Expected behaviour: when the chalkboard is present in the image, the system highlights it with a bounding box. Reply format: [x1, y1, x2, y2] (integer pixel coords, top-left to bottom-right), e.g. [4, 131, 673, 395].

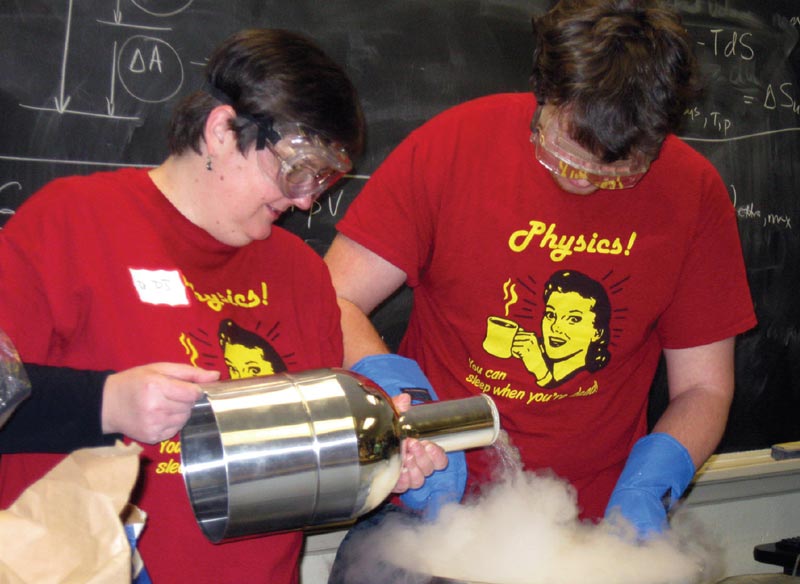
[0, 0, 798, 453]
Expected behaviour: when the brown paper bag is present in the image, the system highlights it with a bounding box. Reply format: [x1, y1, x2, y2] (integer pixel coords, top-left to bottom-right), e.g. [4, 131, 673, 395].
[0, 441, 143, 584]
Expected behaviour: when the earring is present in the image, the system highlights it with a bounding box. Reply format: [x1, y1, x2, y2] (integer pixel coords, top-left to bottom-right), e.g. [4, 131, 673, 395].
[206, 156, 213, 172]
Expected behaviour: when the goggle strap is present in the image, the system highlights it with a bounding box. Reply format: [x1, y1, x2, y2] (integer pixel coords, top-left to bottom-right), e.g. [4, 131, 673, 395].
[203, 81, 281, 149]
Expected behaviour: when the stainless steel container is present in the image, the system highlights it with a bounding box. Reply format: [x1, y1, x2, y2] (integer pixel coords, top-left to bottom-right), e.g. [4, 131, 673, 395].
[180, 368, 499, 543]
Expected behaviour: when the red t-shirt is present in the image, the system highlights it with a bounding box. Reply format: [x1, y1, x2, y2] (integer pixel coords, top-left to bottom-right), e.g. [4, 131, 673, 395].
[337, 93, 756, 519]
[0, 168, 343, 583]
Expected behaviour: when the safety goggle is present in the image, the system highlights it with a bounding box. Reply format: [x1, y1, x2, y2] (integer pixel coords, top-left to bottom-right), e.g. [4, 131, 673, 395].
[253, 121, 352, 200]
[530, 107, 650, 190]
[205, 83, 352, 200]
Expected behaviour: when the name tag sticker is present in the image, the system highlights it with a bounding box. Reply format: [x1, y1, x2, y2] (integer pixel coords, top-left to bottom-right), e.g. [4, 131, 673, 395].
[129, 268, 190, 306]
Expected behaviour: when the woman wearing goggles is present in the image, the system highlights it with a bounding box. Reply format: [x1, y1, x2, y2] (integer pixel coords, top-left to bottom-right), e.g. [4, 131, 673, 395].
[206, 82, 353, 203]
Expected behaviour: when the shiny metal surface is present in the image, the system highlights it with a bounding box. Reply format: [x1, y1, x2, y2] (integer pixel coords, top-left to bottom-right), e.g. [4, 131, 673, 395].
[181, 369, 398, 542]
[399, 395, 499, 452]
[180, 368, 499, 542]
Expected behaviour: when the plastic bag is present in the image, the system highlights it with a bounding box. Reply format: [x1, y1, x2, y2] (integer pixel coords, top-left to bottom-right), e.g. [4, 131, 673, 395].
[0, 327, 31, 428]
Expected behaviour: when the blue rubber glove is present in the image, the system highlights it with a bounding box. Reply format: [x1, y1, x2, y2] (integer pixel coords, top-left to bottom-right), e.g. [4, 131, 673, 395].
[350, 354, 468, 520]
[604, 433, 696, 539]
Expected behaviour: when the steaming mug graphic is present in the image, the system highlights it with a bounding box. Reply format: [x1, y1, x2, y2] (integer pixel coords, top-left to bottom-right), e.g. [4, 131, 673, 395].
[482, 316, 519, 358]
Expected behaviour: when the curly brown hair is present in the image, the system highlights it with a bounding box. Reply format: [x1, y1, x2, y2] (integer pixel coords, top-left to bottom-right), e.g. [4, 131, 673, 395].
[530, 0, 701, 162]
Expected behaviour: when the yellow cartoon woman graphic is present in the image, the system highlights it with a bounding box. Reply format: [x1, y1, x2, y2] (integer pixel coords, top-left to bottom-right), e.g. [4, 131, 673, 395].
[514, 270, 610, 386]
[218, 319, 287, 379]
[484, 271, 610, 387]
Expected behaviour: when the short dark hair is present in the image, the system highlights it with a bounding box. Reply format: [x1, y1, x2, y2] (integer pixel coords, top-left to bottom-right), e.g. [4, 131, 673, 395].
[167, 29, 364, 158]
[530, 0, 700, 161]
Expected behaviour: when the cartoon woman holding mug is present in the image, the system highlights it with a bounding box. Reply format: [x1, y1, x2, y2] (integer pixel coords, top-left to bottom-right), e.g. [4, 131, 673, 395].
[484, 270, 611, 387]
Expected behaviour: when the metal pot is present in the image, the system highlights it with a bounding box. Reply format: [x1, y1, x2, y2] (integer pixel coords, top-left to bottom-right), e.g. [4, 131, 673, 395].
[180, 368, 499, 542]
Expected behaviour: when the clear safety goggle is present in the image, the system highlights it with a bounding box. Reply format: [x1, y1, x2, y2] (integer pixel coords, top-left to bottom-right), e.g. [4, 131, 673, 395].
[253, 120, 352, 200]
[530, 106, 650, 190]
[205, 82, 352, 200]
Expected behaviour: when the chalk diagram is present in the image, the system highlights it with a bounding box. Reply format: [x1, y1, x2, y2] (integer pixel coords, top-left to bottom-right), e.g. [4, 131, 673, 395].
[0, 0, 197, 219]
[20, 0, 193, 120]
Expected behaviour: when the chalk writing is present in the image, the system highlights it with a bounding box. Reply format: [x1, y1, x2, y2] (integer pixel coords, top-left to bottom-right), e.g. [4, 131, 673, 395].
[118, 35, 184, 103]
[680, 18, 800, 149]
[683, 106, 733, 136]
[0, 183, 21, 224]
[131, 0, 194, 18]
[737, 202, 761, 221]
[764, 213, 793, 229]
[733, 82, 800, 116]
[730, 184, 794, 230]
[708, 28, 755, 60]
[764, 83, 800, 115]
[20, 0, 188, 120]
[299, 188, 347, 229]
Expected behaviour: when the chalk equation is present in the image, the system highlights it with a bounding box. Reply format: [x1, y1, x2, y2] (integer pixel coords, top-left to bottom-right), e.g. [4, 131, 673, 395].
[682, 101, 799, 140]
[732, 185, 794, 231]
[679, 20, 800, 142]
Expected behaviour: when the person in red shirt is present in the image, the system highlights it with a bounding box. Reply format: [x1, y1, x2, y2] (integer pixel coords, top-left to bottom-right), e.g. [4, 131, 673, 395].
[325, 3, 756, 580]
[0, 28, 444, 584]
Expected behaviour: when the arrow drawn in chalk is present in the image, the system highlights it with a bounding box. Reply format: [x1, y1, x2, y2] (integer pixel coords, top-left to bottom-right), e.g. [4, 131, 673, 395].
[53, 0, 74, 113]
[106, 41, 118, 116]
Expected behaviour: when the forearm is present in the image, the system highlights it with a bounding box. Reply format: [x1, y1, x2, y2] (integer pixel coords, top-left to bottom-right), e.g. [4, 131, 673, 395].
[656, 338, 736, 467]
[339, 297, 390, 367]
[325, 234, 407, 367]
[0, 364, 119, 453]
[651, 384, 732, 468]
